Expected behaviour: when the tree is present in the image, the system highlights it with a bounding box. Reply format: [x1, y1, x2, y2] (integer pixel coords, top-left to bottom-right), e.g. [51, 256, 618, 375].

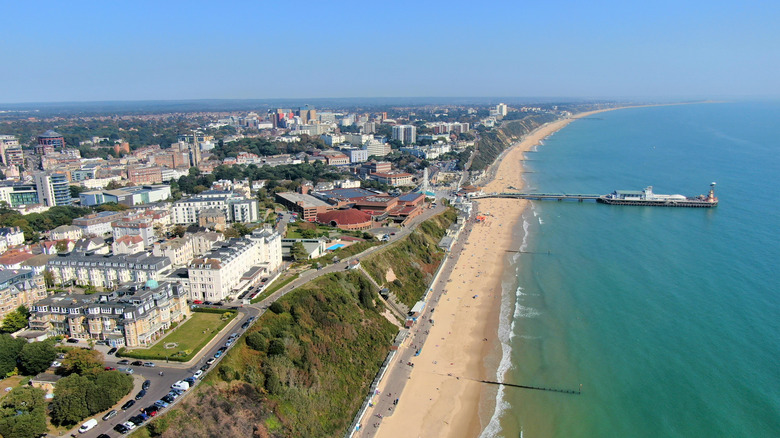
[290, 242, 307, 261]
[223, 223, 250, 238]
[61, 348, 104, 376]
[69, 185, 86, 198]
[0, 334, 26, 376]
[267, 339, 286, 356]
[172, 225, 186, 238]
[55, 239, 70, 253]
[0, 386, 47, 438]
[49, 374, 90, 425]
[268, 302, 285, 314]
[43, 269, 55, 288]
[91, 371, 132, 412]
[18, 341, 56, 375]
[0, 306, 30, 333]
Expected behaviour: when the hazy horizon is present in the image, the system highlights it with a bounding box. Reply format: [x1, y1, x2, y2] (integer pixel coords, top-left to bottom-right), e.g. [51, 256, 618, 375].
[2, 1, 778, 104]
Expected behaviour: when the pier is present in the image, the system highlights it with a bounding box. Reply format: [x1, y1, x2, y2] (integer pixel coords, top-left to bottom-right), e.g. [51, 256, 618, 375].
[473, 192, 601, 202]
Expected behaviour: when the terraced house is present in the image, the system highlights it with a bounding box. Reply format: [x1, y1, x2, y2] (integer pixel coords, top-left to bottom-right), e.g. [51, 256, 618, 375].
[46, 252, 171, 288]
[29, 280, 189, 347]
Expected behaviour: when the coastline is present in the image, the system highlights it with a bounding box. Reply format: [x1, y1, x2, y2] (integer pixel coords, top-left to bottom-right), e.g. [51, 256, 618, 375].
[372, 110, 612, 438]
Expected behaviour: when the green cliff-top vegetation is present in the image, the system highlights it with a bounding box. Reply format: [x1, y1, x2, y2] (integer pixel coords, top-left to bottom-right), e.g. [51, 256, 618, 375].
[470, 113, 558, 171]
[361, 208, 457, 306]
[135, 210, 457, 438]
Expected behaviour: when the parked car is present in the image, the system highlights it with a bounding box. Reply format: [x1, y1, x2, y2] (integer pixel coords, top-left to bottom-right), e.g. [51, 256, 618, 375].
[121, 400, 135, 410]
[102, 410, 117, 421]
[192, 300, 203, 304]
[122, 421, 137, 430]
[193, 370, 203, 379]
[184, 377, 196, 386]
[117, 359, 130, 365]
[200, 364, 210, 372]
[241, 321, 250, 329]
[66, 338, 79, 344]
[97, 434, 111, 438]
[206, 357, 216, 365]
[143, 362, 155, 367]
[50, 361, 62, 368]
[131, 360, 144, 366]
[154, 400, 169, 408]
[78, 418, 98, 433]
[142, 380, 151, 390]
[114, 424, 129, 434]
[225, 339, 234, 347]
[129, 414, 147, 426]
[104, 366, 116, 371]
[135, 389, 146, 400]
[143, 405, 158, 416]
[214, 351, 223, 359]
[117, 367, 134, 374]
[107, 347, 117, 355]
[161, 394, 175, 404]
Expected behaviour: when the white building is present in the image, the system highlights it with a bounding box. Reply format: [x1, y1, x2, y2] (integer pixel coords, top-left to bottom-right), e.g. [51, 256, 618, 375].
[0, 226, 25, 247]
[172, 191, 258, 225]
[46, 252, 171, 288]
[187, 228, 281, 301]
[345, 148, 369, 163]
[364, 140, 392, 158]
[50, 225, 83, 241]
[392, 125, 417, 145]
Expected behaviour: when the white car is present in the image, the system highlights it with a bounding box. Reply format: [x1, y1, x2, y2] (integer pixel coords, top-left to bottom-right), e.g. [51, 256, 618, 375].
[123, 421, 137, 431]
[51, 361, 62, 368]
[193, 370, 203, 379]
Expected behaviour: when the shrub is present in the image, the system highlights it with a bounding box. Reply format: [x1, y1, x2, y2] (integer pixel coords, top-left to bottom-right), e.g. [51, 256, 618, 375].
[268, 302, 285, 314]
[245, 332, 268, 352]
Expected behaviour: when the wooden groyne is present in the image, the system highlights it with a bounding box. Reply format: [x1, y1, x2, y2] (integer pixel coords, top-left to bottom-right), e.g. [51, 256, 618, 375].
[478, 379, 581, 395]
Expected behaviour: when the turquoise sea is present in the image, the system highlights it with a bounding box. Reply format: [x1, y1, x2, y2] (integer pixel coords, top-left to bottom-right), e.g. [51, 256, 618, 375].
[482, 102, 780, 437]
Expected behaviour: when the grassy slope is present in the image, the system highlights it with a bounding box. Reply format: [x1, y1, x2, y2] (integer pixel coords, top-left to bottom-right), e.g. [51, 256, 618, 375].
[141, 271, 396, 438]
[361, 208, 457, 306]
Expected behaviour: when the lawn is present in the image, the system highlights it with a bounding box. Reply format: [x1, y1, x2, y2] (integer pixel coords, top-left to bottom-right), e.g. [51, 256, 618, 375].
[120, 312, 234, 362]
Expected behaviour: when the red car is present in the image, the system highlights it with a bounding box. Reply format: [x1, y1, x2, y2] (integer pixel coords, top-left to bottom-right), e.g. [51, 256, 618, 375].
[192, 300, 203, 304]
[105, 366, 116, 371]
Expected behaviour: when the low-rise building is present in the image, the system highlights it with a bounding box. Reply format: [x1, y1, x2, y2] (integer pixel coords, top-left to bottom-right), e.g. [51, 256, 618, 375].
[112, 235, 145, 255]
[112, 216, 155, 248]
[369, 172, 414, 187]
[152, 237, 193, 267]
[0, 227, 25, 247]
[29, 280, 190, 347]
[50, 225, 83, 241]
[72, 211, 124, 236]
[275, 192, 333, 222]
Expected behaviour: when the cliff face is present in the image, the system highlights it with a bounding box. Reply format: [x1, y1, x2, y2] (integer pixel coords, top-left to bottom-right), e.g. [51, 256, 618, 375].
[470, 113, 559, 171]
[138, 211, 457, 438]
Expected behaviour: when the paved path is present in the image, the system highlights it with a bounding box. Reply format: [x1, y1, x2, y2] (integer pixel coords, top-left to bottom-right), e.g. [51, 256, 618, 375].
[355, 207, 477, 437]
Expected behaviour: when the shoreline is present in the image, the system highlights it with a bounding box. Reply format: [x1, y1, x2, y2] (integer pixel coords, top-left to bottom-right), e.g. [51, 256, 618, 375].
[371, 111, 607, 438]
[371, 105, 658, 438]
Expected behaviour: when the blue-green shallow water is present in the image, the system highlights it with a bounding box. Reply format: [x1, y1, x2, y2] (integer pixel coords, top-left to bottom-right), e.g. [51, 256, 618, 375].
[484, 102, 780, 437]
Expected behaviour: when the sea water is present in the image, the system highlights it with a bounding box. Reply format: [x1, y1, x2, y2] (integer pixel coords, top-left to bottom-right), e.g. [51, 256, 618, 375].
[483, 102, 780, 437]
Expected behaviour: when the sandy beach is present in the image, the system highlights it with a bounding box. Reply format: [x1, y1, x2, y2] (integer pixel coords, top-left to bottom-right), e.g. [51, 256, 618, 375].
[367, 110, 612, 438]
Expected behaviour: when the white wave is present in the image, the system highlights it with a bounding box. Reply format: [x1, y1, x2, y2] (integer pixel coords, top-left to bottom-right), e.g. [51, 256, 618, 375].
[481, 279, 517, 437]
[514, 304, 540, 319]
[538, 217, 544, 225]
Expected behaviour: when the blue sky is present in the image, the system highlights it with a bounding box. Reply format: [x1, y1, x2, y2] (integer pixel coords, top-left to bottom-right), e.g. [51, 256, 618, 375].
[1, 1, 778, 103]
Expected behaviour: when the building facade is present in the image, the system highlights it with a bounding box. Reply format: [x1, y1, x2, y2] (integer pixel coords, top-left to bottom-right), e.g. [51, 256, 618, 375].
[29, 280, 190, 347]
[46, 252, 171, 288]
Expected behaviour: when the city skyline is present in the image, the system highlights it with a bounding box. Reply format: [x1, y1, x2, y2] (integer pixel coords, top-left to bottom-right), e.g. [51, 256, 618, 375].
[2, 1, 779, 104]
